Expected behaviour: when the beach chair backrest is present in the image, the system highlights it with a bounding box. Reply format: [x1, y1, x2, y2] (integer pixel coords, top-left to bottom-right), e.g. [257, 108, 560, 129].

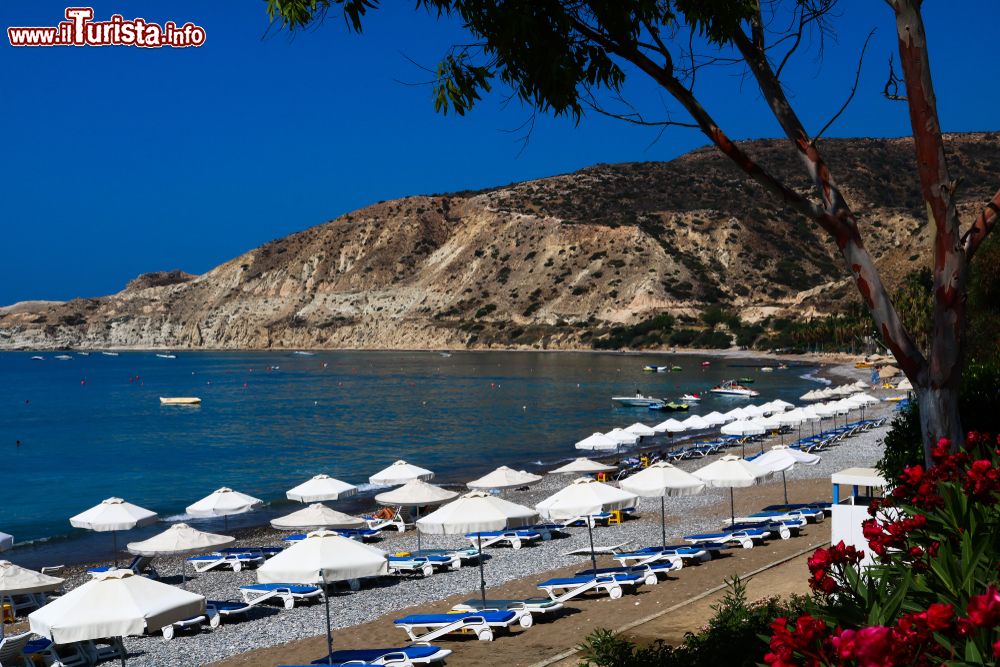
[0, 631, 33, 663]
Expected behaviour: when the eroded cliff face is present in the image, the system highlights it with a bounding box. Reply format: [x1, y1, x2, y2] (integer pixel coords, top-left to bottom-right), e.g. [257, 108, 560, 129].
[3, 133, 998, 350]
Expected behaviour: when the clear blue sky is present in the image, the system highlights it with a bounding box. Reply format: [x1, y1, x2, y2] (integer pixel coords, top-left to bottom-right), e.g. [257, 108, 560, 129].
[2, 1, 997, 305]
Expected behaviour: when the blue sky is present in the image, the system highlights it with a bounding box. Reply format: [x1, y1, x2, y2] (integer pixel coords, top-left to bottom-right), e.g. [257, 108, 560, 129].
[1, 1, 997, 305]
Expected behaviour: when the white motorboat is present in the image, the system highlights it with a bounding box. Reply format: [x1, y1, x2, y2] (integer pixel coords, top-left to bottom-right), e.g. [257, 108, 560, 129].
[709, 380, 759, 397]
[156, 353, 177, 359]
[642, 365, 669, 373]
[160, 397, 201, 405]
[292, 351, 316, 356]
[30, 355, 44, 361]
[680, 393, 702, 402]
[612, 391, 665, 407]
[101, 351, 119, 356]
[54, 354, 72, 360]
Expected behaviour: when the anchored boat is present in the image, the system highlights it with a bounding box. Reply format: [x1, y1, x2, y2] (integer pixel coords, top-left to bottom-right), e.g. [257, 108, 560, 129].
[159, 397, 201, 405]
[709, 380, 759, 397]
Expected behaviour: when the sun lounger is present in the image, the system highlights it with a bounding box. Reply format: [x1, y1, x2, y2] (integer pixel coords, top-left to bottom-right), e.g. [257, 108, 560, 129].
[519, 523, 570, 540]
[684, 528, 771, 549]
[536, 572, 645, 602]
[728, 520, 804, 540]
[217, 546, 283, 558]
[88, 554, 159, 579]
[452, 598, 564, 616]
[188, 552, 265, 573]
[612, 546, 705, 568]
[466, 529, 542, 550]
[411, 547, 481, 563]
[762, 502, 832, 516]
[288, 645, 452, 666]
[239, 583, 322, 609]
[207, 600, 254, 622]
[387, 552, 460, 577]
[162, 611, 219, 640]
[81, 638, 126, 665]
[576, 563, 673, 585]
[733, 507, 825, 524]
[621, 543, 722, 561]
[364, 507, 407, 533]
[393, 610, 526, 642]
[563, 541, 631, 557]
[282, 529, 383, 543]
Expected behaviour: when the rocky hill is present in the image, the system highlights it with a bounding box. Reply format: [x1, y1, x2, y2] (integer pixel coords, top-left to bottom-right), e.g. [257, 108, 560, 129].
[2, 132, 998, 351]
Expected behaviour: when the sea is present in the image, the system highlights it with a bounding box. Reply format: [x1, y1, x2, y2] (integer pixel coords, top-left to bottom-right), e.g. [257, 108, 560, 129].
[0, 350, 827, 567]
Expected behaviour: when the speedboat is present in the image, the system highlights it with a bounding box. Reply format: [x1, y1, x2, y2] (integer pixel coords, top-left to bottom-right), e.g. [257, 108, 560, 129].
[700, 361, 711, 367]
[156, 353, 177, 359]
[77, 352, 90, 356]
[709, 380, 759, 397]
[738, 377, 755, 384]
[649, 401, 689, 411]
[612, 391, 665, 407]
[670, 365, 682, 371]
[292, 351, 316, 356]
[680, 393, 701, 402]
[159, 397, 201, 405]
[760, 366, 774, 373]
[643, 365, 669, 373]
[101, 351, 119, 356]
[54, 354, 72, 360]
[30, 355, 44, 361]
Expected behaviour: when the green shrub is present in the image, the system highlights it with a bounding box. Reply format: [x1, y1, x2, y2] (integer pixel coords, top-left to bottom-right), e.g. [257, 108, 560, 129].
[668, 328, 699, 346]
[578, 577, 809, 667]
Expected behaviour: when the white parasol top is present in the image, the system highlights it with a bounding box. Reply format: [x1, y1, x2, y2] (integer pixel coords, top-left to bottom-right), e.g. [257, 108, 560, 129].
[368, 460, 434, 486]
[270, 504, 365, 531]
[186, 487, 263, 518]
[127, 523, 234, 557]
[70, 498, 158, 532]
[0, 560, 64, 596]
[619, 462, 705, 498]
[286, 474, 358, 503]
[693, 455, 772, 488]
[416, 491, 538, 535]
[535, 477, 637, 520]
[467, 466, 542, 491]
[257, 530, 388, 585]
[548, 458, 617, 475]
[375, 479, 459, 506]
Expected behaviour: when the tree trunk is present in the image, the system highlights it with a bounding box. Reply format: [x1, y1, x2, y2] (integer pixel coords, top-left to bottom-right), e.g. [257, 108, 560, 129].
[915, 384, 963, 464]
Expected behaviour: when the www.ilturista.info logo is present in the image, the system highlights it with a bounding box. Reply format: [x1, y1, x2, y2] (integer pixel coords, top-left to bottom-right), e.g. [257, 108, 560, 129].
[8, 8, 206, 48]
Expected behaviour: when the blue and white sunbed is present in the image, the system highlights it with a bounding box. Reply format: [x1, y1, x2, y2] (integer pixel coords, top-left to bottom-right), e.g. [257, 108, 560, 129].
[452, 597, 564, 616]
[734, 507, 825, 523]
[387, 553, 459, 577]
[728, 519, 804, 540]
[281, 528, 381, 543]
[612, 546, 710, 568]
[762, 502, 833, 515]
[466, 529, 542, 550]
[88, 555, 158, 579]
[239, 583, 322, 609]
[576, 563, 673, 585]
[683, 528, 771, 549]
[536, 572, 645, 602]
[287, 645, 452, 666]
[624, 543, 726, 560]
[216, 546, 283, 558]
[393, 610, 527, 642]
[188, 552, 265, 573]
[206, 600, 255, 622]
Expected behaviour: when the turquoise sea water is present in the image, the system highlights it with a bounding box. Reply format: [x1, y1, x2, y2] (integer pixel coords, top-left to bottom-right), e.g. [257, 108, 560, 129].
[0, 350, 823, 565]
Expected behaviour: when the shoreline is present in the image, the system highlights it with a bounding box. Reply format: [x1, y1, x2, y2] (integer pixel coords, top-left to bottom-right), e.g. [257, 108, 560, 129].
[4, 349, 859, 567]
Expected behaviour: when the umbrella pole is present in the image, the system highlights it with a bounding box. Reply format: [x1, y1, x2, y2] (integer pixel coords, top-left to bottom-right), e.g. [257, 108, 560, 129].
[120, 636, 126, 667]
[782, 471, 788, 505]
[415, 507, 421, 552]
[477, 533, 487, 607]
[113, 531, 118, 567]
[660, 496, 667, 548]
[323, 582, 333, 664]
[587, 517, 597, 573]
[729, 489, 735, 526]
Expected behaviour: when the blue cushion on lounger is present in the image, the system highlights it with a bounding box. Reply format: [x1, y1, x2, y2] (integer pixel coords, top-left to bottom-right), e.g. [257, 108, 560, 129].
[312, 646, 446, 664]
[394, 611, 516, 625]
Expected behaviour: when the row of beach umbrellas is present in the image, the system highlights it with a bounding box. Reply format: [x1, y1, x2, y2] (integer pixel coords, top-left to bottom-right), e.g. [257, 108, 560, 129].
[800, 380, 868, 401]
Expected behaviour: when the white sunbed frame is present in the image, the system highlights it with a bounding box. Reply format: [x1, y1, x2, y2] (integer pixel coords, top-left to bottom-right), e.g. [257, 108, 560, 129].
[537, 574, 643, 602]
[161, 612, 220, 640]
[395, 610, 531, 643]
[190, 553, 265, 573]
[466, 531, 541, 551]
[364, 507, 408, 533]
[239, 585, 322, 609]
[611, 550, 686, 569]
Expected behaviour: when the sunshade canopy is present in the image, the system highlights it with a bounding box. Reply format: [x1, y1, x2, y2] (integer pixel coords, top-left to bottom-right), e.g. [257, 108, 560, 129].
[286, 474, 357, 503]
[416, 491, 537, 535]
[548, 458, 616, 475]
[375, 479, 459, 506]
[604, 429, 640, 445]
[257, 530, 388, 585]
[720, 420, 765, 436]
[653, 418, 687, 433]
[879, 365, 901, 379]
[536, 477, 638, 520]
[619, 462, 705, 498]
[680, 415, 710, 430]
[127, 523, 234, 557]
[186, 487, 263, 518]
[700, 411, 729, 426]
[575, 432, 619, 451]
[467, 466, 542, 491]
[368, 460, 434, 486]
[693, 455, 772, 488]
[70, 498, 157, 532]
[29, 570, 205, 643]
[753, 446, 821, 472]
[623, 422, 656, 437]
[270, 504, 365, 531]
[0, 560, 64, 595]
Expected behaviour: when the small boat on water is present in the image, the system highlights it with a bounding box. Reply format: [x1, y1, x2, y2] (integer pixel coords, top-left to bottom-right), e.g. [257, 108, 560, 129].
[439, 352, 452, 358]
[292, 351, 316, 356]
[777, 363, 788, 370]
[156, 353, 177, 359]
[670, 365, 682, 371]
[54, 354, 72, 360]
[700, 361, 711, 367]
[760, 366, 774, 373]
[643, 365, 669, 373]
[649, 401, 689, 411]
[612, 391, 665, 408]
[680, 393, 701, 402]
[77, 352, 90, 356]
[738, 377, 755, 384]
[709, 379, 759, 397]
[102, 351, 119, 356]
[31, 355, 44, 361]
[159, 397, 201, 405]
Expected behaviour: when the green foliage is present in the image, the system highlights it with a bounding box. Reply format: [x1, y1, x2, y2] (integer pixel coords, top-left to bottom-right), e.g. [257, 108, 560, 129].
[668, 328, 698, 346]
[877, 360, 1000, 479]
[593, 313, 675, 350]
[578, 576, 809, 667]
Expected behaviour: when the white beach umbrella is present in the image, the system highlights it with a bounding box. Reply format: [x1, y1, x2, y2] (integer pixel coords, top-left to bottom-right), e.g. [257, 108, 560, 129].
[624, 422, 656, 438]
[548, 458, 616, 475]
[186, 487, 263, 530]
[769, 399, 795, 412]
[271, 504, 364, 531]
[800, 390, 818, 401]
[853, 380, 869, 389]
[286, 475, 357, 503]
[0, 532, 12, 553]
[741, 404, 768, 418]
[723, 407, 748, 420]
[368, 460, 434, 486]
[258, 530, 388, 660]
[536, 478, 638, 571]
[604, 428, 640, 446]
[467, 466, 542, 491]
[693, 455, 772, 525]
[653, 418, 687, 434]
[701, 411, 729, 427]
[0, 560, 64, 603]
[896, 377, 912, 390]
[70, 498, 158, 565]
[575, 432, 620, 451]
[751, 446, 821, 504]
[721, 420, 765, 436]
[417, 491, 537, 605]
[29, 570, 205, 663]
[375, 480, 460, 551]
[127, 523, 235, 587]
[620, 463, 705, 546]
[680, 414, 711, 431]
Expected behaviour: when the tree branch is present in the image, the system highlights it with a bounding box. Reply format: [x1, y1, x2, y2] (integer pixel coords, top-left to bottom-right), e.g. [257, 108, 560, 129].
[963, 187, 1000, 259]
[813, 29, 875, 141]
